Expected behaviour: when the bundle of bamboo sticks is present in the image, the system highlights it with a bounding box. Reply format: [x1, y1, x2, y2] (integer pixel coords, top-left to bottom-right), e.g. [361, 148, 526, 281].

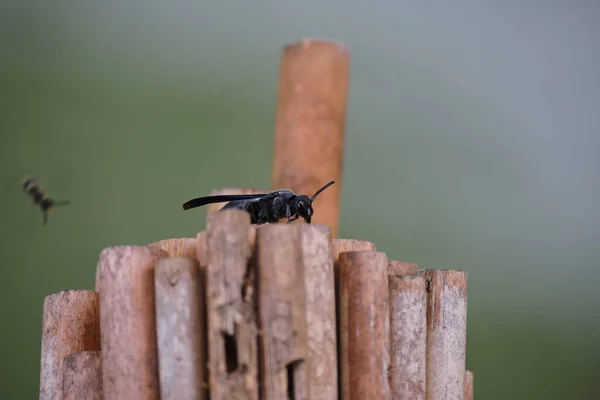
[39, 210, 472, 400]
[37, 38, 474, 399]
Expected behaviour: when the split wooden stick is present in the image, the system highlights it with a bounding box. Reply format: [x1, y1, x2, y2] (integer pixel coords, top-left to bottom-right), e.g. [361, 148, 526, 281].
[62, 351, 103, 400]
[148, 237, 198, 259]
[39, 290, 100, 400]
[388, 260, 419, 275]
[154, 256, 206, 400]
[388, 275, 427, 399]
[257, 224, 308, 400]
[423, 269, 468, 400]
[339, 251, 391, 400]
[271, 39, 350, 237]
[95, 245, 168, 400]
[205, 209, 259, 400]
[300, 224, 337, 400]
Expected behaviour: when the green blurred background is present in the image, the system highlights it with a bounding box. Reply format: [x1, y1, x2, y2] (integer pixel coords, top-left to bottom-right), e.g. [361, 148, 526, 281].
[2, 1, 599, 398]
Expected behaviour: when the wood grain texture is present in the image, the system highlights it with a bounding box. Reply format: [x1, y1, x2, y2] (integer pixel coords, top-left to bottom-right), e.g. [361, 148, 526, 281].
[148, 237, 197, 259]
[205, 209, 259, 400]
[389, 275, 427, 400]
[423, 269, 468, 400]
[339, 251, 391, 400]
[300, 224, 337, 400]
[39, 290, 100, 400]
[271, 39, 350, 238]
[95, 245, 168, 400]
[388, 260, 419, 276]
[257, 224, 308, 400]
[155, 256, 206, 400]
[62, 351, 102, 400]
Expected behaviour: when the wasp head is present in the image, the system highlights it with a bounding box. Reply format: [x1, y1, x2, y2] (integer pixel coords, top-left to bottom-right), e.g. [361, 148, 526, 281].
[294, 195, 314, 223]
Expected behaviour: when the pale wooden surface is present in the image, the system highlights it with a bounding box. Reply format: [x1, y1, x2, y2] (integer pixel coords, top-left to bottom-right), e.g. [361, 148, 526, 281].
[388, 260, 419, 275]
[389, 275, 427, 400]
[205, 209, 259, 400]
[423, 269, 468, 400]
[62, 351, 103, 400]
[271, 39, 350, 238]
[95, 245, 168, 400]
[300, 224, 337, 400]
[154, 256, 206, 400]
[148, 237, 197, 259]
[257, 224, 308, 400]
[39, 290, 100, 400]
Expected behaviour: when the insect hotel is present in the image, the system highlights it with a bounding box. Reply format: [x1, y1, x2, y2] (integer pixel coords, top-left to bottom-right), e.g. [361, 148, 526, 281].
[38, 38, 473, 400]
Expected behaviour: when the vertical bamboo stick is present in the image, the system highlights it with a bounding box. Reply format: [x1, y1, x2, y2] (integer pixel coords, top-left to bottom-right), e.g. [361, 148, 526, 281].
[95, 245, 168, 400]
[154, 256, 206, 400]
[271, 39, 350, 237]
[62, 351, 103, 400]
[464, 370, 474, 400]
[339, 251, 391, 400]
[389, 275, 427, 400]
[149, 237, 198, 258]
[423, 269, 468, 400]
[331, 239, 376, 398]
[205, 209, 259, 400]
[388, 260, 419, 275]
[257, 224, 308, 399]
[39, 290, 100, 400]
[300, 224, 337, 400]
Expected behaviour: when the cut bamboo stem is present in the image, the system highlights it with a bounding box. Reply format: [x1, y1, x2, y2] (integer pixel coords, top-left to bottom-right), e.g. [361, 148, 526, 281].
[95, 245, 168, 400]
[39, 290, 100, 400]
[300, 224, 337, 400]
[257, 224, 308, 400]
[388, 260, 419, 275]
[464, 370, 473, 400]
[62, 351, 103, 400]
[389, 275, 427, 400]
[339, 251, 391, 400]
[154, 256, 206, 400]
[331, 239, 376, 398]
[149, 237, 198, 259]
[205, 209, 259, 400]
[271, 39, 350, 237]
[423, 269, 468, 400]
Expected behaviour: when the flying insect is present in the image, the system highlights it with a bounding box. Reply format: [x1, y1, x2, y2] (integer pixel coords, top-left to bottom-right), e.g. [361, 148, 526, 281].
[21, 176, 70, 225]
[182, 180, 335, 225]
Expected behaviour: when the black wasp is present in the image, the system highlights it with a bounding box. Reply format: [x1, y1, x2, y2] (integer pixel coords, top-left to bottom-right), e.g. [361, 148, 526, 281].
[21, 176, 70, 225]
[182, 180, 335, 225]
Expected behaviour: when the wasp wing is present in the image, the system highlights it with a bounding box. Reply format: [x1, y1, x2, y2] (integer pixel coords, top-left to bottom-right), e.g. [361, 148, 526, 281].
[182, 193, 269, 210]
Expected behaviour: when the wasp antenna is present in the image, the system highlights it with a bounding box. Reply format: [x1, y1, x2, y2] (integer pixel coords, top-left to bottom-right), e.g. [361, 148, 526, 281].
[310, 180, 335, 202]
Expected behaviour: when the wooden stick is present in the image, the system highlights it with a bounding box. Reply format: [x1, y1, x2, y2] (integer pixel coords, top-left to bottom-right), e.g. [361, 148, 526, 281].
[39, 290, 100, 400]
[205, 188, 269, 214]
[331, 239, 376, 398]
[197, 231, 208, 266]
[154, 256, 206, 400]
[271, 39, 350, 237]
[95, 245, 168, 400]
[300, 224, 337, 400]
[257, 224, 308, 399]
[389, 275, 427, 400]
[205, 209, 259, 400]
[388, 260, 419, 275]
[339, 251, 391, 400]
[148, 237, 197, 258]
[62, 351, 103, 400]
[423, 269, 468, 400]
[464, 370, 474, 400]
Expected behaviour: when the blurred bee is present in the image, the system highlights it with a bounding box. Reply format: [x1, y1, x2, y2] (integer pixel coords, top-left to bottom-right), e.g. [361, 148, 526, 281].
[21, 176, 70, 225]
